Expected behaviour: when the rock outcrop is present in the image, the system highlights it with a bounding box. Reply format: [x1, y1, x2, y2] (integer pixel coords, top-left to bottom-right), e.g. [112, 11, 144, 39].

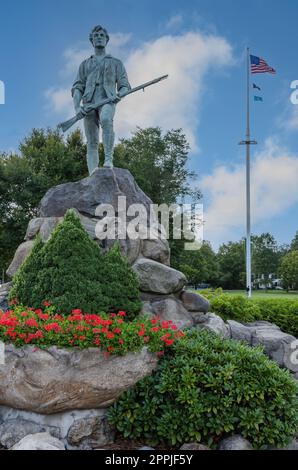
[0, 345, 157, 414]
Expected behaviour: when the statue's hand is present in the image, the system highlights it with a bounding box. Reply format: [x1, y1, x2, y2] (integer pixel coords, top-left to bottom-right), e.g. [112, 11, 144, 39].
[111, 93, 121, 103]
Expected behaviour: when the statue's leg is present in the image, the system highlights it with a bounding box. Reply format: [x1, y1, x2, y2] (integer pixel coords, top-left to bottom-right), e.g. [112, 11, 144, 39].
[100, 103, 116, 168]
[84, 110, 100, 175]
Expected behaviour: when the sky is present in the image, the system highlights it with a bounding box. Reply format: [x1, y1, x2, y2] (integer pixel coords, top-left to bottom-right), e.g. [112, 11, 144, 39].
[0, 0, 298, 250]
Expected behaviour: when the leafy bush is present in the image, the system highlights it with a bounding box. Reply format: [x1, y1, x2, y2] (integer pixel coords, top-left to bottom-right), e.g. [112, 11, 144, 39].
[9, 210, 141, 318]
[108, 329, 298, 449]
[0, 305, 184, 355]
[200, 289, 298, 337]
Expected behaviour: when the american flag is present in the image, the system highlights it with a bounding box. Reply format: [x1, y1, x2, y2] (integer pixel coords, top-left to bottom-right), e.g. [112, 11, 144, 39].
[250, 55, 276, 74]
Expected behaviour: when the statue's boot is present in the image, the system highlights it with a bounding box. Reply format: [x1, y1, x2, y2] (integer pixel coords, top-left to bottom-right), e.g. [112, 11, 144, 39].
[102, 124, 115, 168]
[87, 144, 99, 175]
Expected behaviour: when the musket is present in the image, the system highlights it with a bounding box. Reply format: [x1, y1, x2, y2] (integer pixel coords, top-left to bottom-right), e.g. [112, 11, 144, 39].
[58, 74, 169, 133]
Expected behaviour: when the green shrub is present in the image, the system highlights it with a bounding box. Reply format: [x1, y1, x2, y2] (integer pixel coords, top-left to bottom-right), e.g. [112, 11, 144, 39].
[9, 210, 141, 317]
[108, 329, 298, 449]
[200, 290, 298, 337]
[97, 243, 142, 321]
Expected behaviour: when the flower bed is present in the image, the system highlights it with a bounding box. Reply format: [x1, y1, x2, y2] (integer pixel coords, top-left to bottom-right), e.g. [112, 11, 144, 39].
[0, 303, 183, 356]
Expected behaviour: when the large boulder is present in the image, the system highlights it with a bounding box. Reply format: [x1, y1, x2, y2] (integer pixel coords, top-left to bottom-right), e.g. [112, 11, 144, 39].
[0, 345, 158, 414]
[6, 240, 34, 278]
[39, 168, 153, 218]
[180, 291, 210, 313]
[11, 432, 65, 451]
[133, 258, 186, 294]
[196, 313, 231, 338]
[150, 298, 194, 330]
[228, 320, 298, 373]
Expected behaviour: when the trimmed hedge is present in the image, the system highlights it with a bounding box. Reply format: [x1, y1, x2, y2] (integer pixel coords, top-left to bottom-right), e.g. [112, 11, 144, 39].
[108, 328, 298, 449]
[200, 289, 298, 337]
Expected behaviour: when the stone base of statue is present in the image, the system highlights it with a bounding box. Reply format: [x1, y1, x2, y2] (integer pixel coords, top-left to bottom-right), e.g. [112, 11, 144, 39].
[6, 167, 210, 329]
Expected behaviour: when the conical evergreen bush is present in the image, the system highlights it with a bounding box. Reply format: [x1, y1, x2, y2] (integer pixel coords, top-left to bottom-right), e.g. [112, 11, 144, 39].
[10, 209, 141, 317]
[100, 243, 142, 320]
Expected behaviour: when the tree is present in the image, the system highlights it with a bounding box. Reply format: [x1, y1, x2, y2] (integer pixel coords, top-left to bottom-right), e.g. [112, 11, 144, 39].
[0, 128, 88, 276]
[113, 127, 201, 205]
[178, 242, 220, 287]
[217, 240, 246, 290]
[290, 231, 298, 252]
[251, 233, 280, 288]
[279, 251, 298, 291]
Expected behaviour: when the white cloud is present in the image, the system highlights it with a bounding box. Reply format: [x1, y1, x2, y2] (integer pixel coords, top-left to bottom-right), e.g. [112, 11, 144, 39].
[201, 138, 298, 247]
[165, 14, 184, 30]
[283, 105, 298, 131]
[45, 31, 233, 150]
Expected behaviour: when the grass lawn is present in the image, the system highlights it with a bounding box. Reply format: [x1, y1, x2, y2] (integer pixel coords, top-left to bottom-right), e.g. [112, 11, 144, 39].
[210, 290, 298, 300]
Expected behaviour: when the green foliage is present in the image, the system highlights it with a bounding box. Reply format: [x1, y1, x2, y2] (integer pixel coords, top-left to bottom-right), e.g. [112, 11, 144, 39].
[290, 231, 298, 252]
[0, 128, 88, 276]
[9, 210, 141, 317]
[251, 233, 280, 287]
[200, 289, 298, 337]
[176, 242, 220, 286]
[96, 243, 142, 321]
[108, 328, 298, 449]
[279, 250, 298, 291]
[217, 240, 246, 290]
[114, 127, 200, 206]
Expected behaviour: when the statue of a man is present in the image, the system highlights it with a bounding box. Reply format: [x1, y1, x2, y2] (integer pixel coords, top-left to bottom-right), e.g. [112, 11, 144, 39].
[72, 25, 131, 173]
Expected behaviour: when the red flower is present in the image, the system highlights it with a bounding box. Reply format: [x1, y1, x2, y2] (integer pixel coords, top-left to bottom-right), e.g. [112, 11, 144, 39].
[164, 339, 174, 346]
[34, 309, 43, 316]
[138, 330, 145, 336]
[118, 311, 126, 317]
[170, 324, 178, 331]
[156, 351, 165, 358]
[161, 321, 170, 329]
[94, 338, 101, 346]
[106, 332, 115, 339]
[25, 318, 39, 328]
[72, 309, 82, 314]
[144, 336, 150, 343]
[117, 319, 124, 324]
[43, 301, 51, 307]
[113, 328, 122, 334]
[110, 313, 116, 318]
[37, 313, 49, 321]
[79, 336, 86, 341]
[93, 328, 102, 334]
[119, 339, 124, 345]
[44, 323, 61, 333]
[9, 298, 18, 306]
[151, 327, 160, 333]
[20, 311, 28, 317]
[108, 346, 114, 352]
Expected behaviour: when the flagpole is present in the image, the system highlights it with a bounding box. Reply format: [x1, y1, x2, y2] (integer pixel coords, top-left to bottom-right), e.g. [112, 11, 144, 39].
[240, 47, 257, 298]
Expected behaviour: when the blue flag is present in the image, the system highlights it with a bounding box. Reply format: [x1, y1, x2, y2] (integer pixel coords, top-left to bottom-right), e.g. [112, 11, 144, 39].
[253, 83, 261, 91]
[254, 96, 263, 102]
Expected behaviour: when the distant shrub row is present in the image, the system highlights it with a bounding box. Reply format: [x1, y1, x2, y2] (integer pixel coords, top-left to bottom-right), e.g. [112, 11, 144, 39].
[200, 289, 298, 337]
